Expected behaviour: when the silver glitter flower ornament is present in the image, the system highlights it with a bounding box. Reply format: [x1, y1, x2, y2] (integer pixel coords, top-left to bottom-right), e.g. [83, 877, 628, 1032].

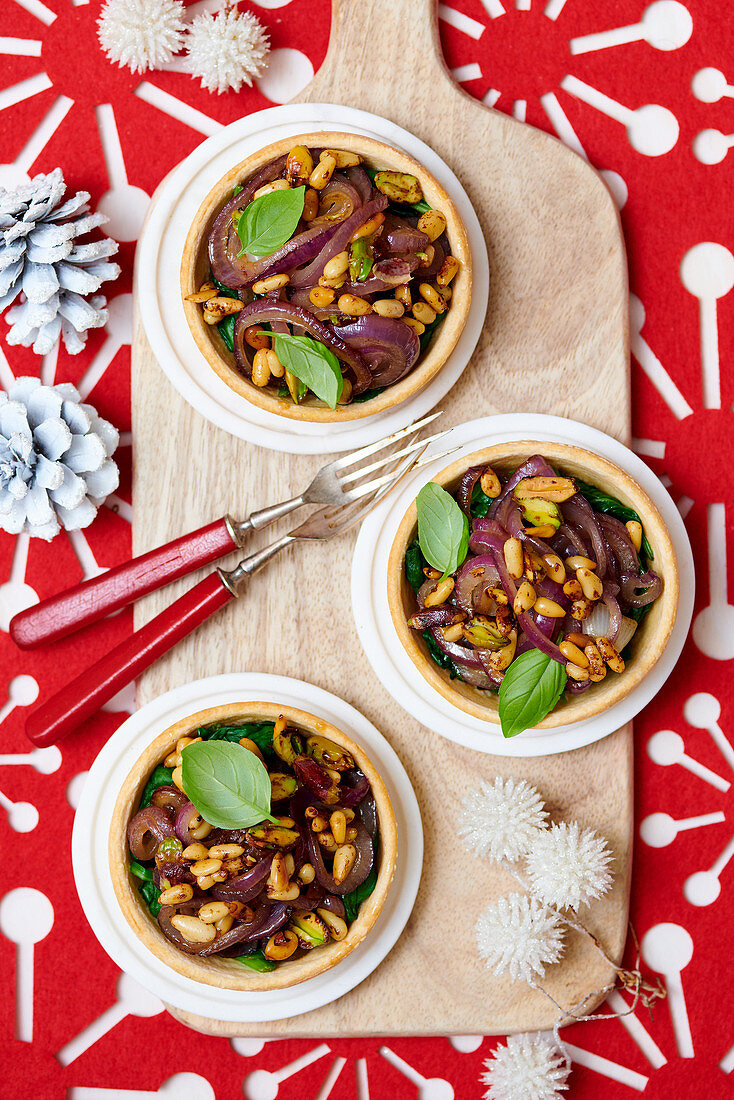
[0, 377, 119, 540]
[184, 7, 270, 94]
[524, 821, 614, 911]
[459, 777, 548, 863]
[98, 0, 186, 75]
[475, 893, 565, 983]
[481, 1033, 570, 1100]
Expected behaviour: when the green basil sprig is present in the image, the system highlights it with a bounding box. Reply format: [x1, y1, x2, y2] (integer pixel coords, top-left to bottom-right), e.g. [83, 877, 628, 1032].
[498, 649, 567, 738]
[416, 482, 469, 580]
[180, 740, 278, 829]
[261, 330, 343, 409]
[237, 185, 305, 258]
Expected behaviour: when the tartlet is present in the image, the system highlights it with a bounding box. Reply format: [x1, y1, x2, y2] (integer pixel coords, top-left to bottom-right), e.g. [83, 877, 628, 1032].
[110, 702, 397, 991]
[181, 131, 472, 422]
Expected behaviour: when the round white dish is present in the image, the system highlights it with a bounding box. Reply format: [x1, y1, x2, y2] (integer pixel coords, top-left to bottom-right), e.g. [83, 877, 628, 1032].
[135, 103, 489, 454]
[352, 413, 695, 757]
[72, 673, 423, 1024]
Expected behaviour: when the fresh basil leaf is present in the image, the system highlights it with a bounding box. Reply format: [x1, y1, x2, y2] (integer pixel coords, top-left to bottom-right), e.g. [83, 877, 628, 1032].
[405, 539, 426, 593]
[498, 649, 567, 738]
[236, 185, 305, 258]
[416, 482, 469, 580]
[233, 183, 244, 197]
[139, 766, 173, 808]
[181, 740, 278, 829]
[266, 330, 343, 408]
[573, 477, 653, 564]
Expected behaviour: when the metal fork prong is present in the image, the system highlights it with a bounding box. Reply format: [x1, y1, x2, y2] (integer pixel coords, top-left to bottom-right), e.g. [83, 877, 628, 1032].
[338, 428, 450, 486]
[414, 443, 464, 469]
[339, 442, 434, 503]
[329, 411, 442, 471]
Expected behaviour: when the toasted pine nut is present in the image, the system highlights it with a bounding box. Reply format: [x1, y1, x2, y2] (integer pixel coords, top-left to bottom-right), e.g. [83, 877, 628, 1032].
[417, 209, 447, 242]
[244, 327, 269, 351]
[338, 293, 371, 316]
[286, 144, 314, 185]
[182, 842, 209, 861]
[436, 255, 460, 286]
[480, 468, 501, 498]
[403, 317, 425, 335]
[626, 520, 643, 552]
[191, 858, 222, 877]
[304, 806, 320, 819]
[310, 285, 335, 308]
[418, 244, 435, 268]
[424, 577, 455, 607]
[513, 581, 537, 614]
[266, 349, 285, 378]
[253, 179, 290, 200]
[584, 642, 607, 681]
[186, 282, 217, 303]
[395, 284, 412, 308]
[321, 148, 361, 168]
[298, 862, 316, 885]
[274, 715, 287, 737]
[208, 844, 244, 860]
[350, 212, 385, 241]
[158, 883, 193, 906]
[345, 825, 359, 842]
[164, 750, 181, 768]
[514, 476, 577, 501]
[337, 378, 353, 405]
[263, 929, 299, 960]
[172, 766, 184, 792]
[268, 852, 290, 892]
[216, 914, 233, 934]
[317, 832, 338, 853]
[311, 815, 329, 833]
[565, 632, 591, 648]
[373, 298, 405, 318]
[423, 566, 441, 579]
[566, 662, 590, 682]
[196, 875, 216, 890]
[525, 524, 558, 539]
[577, 567, 603, 601]
[198, 900, 230, 924]
[318, 273, 345, 290]
[504, 537, 524, 580]
[442, 285, 452, 301]
[317, 908, 348, 940]
[323, 251, 350, 279]
[419, 283, 447, 314]
[560, 640, 589, 667]
[597, 635, 625, 673]
[333, 843, 357, 885]
[563, 578, 583, 599]
[302, 187, 319, 221]
[284, 853, 295, 877]
[542, 554, 566, 583]
[285, 370, 303, 402]
[268, 880, 301, 902]
[571, 598, 592, 621]
[170, 915, 216, 944]
[412, 301, 436, 325]
[330, 810, 347, 845]
[251, 349, 271, 388]
[566, 555, 597, 571]
[439, 622, 465, 643]
[309, 154, 336, 189]
[252, 273, 289, 295]
[276, 816, 295, 827]
[205, 298, 244, 323]
[190, 817, 212, 841]
[534, 596, 565, 618]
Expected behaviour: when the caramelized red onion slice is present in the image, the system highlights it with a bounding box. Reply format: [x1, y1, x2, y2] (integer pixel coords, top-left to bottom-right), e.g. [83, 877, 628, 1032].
[561, 496, 608, 577]
[197, 904, 289, 956]
[207, 156, 287, 286]
[306, 821, 374, 894]
[174, 801, 202, 846]
[309, 173, 362, 226]
[333, 314, 420, 388]
[454, 554, 500, 611]
[409, 605, 465, 629]
[338, 256, 419, 297]
[290, 195, 388, 287]
[620, 570, 662, 607]
[150, 784, 188, 814]
[346, 165, 373, 204]
[457, 465, 486, 514]
[128, 806, 177, 860]
[489, 455, 556, 516]
[597, 514, 643, 576]
[428, 626, 484, 669]
[339, 769, 371, 808]
[384, 216, 429, 253]
[211, 855, 273, 902]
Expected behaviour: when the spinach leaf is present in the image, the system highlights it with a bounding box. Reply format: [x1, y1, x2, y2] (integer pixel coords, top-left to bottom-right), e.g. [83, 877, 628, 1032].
[343, 828, 380, 921]
[181, 740, 277, 829]
[201, 721, 275, 755]
[419, 312, 445, 353]
[212, 274, 239, 299]
[405, 539, 426, 593]
[265, 330, 343, 408]
[351, 386, 386, 403]
[138, 880, 161, 917]
[498, 649, 567, 738]
[218, 314, 236, 351]
[416, 482, 469, 580]
[573, 477, 653, 563]
[129, 859, 155, 881]
[139, 766, 173, 808]
[423, 629, 459, 679]
[470, 481, 494, 518]
[234, 949, 275, 972]
[237, 186, 305, 257]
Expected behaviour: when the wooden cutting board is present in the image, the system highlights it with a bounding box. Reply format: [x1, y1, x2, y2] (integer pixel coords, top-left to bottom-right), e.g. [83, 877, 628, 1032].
[132, 0, 631, 1035]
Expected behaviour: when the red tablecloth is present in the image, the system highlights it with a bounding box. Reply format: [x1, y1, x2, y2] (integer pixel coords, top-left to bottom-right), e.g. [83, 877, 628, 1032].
[1, 2, 732, 1097]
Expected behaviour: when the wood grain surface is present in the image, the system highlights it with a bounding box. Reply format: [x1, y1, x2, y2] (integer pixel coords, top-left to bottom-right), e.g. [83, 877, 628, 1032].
[132, 0, 632, 1035]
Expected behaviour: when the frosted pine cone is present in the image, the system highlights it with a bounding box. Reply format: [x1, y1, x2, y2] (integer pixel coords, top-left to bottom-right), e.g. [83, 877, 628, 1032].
[481, 1033, 570, 1100]
[475, 894, 565, 983]
[0, 377, 119, 540]
[98, 0, 186, 75]
[184, 8, 270, 94]
[0, 170, 120, 356]
[459, 777, 548, 863]
[524, 821, 614, 911]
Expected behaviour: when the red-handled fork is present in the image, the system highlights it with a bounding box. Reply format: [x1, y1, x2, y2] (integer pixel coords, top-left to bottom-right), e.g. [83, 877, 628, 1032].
[10, 412, 442, 649]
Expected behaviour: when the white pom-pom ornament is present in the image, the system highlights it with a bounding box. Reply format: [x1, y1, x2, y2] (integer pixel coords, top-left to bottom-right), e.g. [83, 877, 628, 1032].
[98, 0, 186, 75]
[481, 1033, 570, 1100]
[475, 893, 565, 983]
[459, 777, 548, 863]
[524, 821, 613, 911]
[0, 377, 119, 540]
[184, 7, 270, 94]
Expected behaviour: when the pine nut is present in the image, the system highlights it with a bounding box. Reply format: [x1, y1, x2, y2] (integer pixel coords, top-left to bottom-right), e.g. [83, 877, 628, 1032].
[419, 245, 435, 268]
[563, 578, 583, 599]
[566, 662, 590, 682]
[158, 883, 193, 906]
[263, 929, 299, 960]
[254, 179, 291, 199]
[274, 715, 287, 737]
[560, 640, 589, 667]
[571, 598, 592, 620]
[395, 285, 412, 308]
[304, 805, 320, 818]
[309, 154, 336, 189]
[338, 293, 371, 316]
[525, 524, 558, 539]
[480, 468, 501, 498]
[251, 348, 271, 387]
[566, 555, 597, 571]
[412, 301, 436, 325]
[285, 370, 303, 402]
[310, 285, 335, 308]
[176, 737, 198, 753]
[318, 832, 338, 853]
[424, 577, 455, 607]
[514, 476, 576, 502]
[403, 317, 424, 335]
[513, 580, 537, 614]
[442, 285, 452, 301]
[317, 908, 348, 941]
[626, 520, 643, 552]
[204, 298, 243, 322]
[423, 566, 441, 579]
[577, 567, 603, 600]
[216, 914, 233, 934]
[345, 825, 359, 841]
[330, 810, 347, 845]
[597, 635, 625, 673]
[337, 378, 353, 405]
[318, 273, 345, 290]
[172, 766, 184, 792]
[190, 818, 212, 841]
[542, 554, 566, 583]
[191, 858, 222, 877]
[323, 251, 350, 279]
[321, 148, 361, 168]
[298, 862, 315, 884]
[222, 858, 243, 876]
[208, 844, 244, 860]
[284, 853, 295, 877]
[170, 915, 216, 944]
[439, 622, 465, 643]
[267, 881, 301, 901]
[266, 349, 284, 378]
[584, 642, 607, 681]
[373, 298, 405, 318]
[311, 815, 329, 833]
[504, 537, 524, 580]
[186, 282, 217, 303]
[286, 144, 314, 185]
[565, 632, 591, 648]
[302, 187, 319, 221]
[333, 843, 357, 885]
[244, 327, 269, 351]
[436, 255, 459, 286]
[417, 209, 447, 242]
[268, 852, 290, 892]
[196, 875, 216, 890]
[198, 901, 230, 924]
[182, 842, 209, 861]
[164, 750, 181, 768]
[202, 308, 219, 325]
[419, 283, 447, 314]
[350, 212, 385, 241]
[252, 273, 289, 294]
[534, 596, 565, 618]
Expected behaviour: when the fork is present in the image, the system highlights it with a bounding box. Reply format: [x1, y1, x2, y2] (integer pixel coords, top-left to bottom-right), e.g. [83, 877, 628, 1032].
[10, 412, 443, 649]
[25, 436, 437, 749]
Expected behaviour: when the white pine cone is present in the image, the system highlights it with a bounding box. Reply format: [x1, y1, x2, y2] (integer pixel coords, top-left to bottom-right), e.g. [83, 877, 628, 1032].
[0, 169, 120, 356]
[0, 377, 119, 541]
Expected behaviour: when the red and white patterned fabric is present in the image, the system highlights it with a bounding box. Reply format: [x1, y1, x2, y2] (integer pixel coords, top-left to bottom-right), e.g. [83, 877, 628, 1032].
[1, 2, 732, 1097]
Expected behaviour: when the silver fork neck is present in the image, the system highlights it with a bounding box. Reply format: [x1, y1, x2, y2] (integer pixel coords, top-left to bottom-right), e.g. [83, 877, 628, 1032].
[220, 533, 296, 597]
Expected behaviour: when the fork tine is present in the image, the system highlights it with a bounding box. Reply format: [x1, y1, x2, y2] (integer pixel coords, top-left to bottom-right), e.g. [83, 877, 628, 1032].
[414, 443, 463, 468]
[338, 428, 450, 485]
[328, 410, 442, 471]
[339, 440, 434, 503]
